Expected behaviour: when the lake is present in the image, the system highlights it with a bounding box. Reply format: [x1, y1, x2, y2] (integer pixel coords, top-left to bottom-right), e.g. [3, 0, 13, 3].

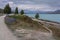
[25, 14, 60, 23]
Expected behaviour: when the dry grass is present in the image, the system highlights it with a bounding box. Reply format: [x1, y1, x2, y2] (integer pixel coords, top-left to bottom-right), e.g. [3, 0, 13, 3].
[48, 24, 60, 37]
[5, 14, 49, 32]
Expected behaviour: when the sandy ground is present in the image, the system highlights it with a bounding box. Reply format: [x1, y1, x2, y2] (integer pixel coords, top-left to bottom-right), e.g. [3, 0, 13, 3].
[0, 15, 18, 40]
[14, 29, 56, 40]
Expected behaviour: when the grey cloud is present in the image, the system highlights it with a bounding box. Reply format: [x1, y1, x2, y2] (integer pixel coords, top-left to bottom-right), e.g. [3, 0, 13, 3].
[0, 0, 60, 11]
[9, 0, 60, 7]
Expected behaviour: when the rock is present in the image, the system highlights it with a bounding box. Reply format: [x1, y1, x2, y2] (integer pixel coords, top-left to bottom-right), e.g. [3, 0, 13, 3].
[5, 16, 16, 24]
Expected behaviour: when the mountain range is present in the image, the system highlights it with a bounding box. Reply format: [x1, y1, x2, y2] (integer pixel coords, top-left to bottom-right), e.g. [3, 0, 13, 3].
[24, 10, 60, 14]
[0, 8, 60, 14]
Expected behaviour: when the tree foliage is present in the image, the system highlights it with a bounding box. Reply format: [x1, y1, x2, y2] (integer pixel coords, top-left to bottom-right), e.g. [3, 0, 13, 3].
[35, 13, 39, 19]
[15, 7, 18, 14]
[20, 10, 24, 15]
[4, 4, 11, 14]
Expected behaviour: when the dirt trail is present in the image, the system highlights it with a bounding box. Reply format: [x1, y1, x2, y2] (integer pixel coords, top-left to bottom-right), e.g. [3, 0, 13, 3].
[0, 15, 18, 40]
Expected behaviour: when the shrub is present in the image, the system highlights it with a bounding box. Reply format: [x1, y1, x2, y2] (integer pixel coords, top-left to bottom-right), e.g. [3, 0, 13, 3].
[5, 16, 16, 24]
[20, 10, 24, 15]
[35, 13, 39, 19]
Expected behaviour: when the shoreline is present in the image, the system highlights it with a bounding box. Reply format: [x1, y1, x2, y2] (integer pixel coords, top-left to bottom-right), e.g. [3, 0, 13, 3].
[32, 17, 60, 24]
[39, 19, 60, 24]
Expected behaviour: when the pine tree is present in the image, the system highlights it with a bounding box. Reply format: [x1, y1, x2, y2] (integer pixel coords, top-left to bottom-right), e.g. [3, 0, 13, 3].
[4, 4, 11, 14]
[15, 7, 18, 14]
[35, 13, 39, 19]
[20, 10, 24, 15]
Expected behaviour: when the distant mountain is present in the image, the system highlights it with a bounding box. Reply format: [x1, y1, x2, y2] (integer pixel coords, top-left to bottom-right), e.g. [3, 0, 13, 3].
[53, 10, 60, 14]
[24, 10, 47, 14]
[24, 10, 60, 14]
[47, 10, 60, 14]
[5, 9, 60, 14]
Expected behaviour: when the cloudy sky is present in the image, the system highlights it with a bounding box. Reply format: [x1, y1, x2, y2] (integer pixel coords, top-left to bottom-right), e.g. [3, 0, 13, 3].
[0, 0, 60, 11]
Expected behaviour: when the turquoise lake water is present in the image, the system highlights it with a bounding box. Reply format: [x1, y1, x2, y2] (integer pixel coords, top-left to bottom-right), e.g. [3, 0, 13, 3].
[25, 14, 60, 22]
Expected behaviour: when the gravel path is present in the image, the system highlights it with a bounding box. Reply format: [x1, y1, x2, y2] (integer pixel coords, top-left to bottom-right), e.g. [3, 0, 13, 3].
[0, 15, 18, 40]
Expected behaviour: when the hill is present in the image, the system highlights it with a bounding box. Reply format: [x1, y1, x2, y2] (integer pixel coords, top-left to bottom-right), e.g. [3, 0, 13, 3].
[0, 8, 3, 13]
